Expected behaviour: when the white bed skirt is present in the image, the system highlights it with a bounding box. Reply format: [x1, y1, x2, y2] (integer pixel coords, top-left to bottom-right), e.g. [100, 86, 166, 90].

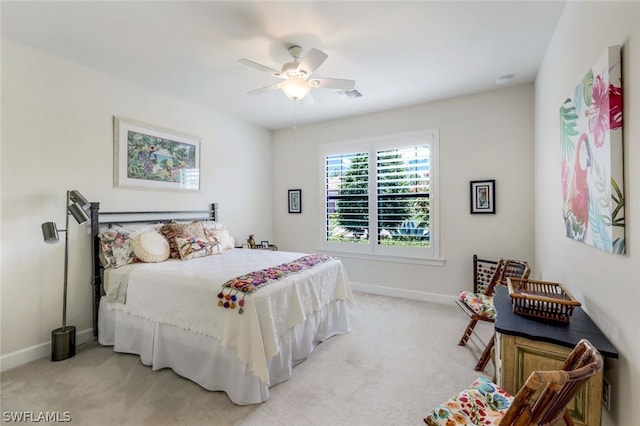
[98, 297, 351, 405]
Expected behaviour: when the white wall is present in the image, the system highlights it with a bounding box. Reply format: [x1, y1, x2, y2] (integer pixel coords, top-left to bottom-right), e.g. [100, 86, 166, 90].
[273, 84, 535, 301]
[534, 2, 639, 425]
[0, 40, 273, 367]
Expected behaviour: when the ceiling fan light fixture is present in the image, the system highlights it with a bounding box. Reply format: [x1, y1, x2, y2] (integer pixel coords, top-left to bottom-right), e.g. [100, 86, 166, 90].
[240, 45, 354, 102]
[281, 78, 311, 100]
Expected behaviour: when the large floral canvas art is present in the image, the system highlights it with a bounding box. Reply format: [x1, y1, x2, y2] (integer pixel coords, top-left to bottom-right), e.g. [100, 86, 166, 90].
[114, 117, 201, 191]
[560, 45, 624, 254]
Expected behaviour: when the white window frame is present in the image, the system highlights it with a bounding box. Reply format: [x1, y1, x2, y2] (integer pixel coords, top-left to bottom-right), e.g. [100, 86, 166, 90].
[319, 130, 440, 264]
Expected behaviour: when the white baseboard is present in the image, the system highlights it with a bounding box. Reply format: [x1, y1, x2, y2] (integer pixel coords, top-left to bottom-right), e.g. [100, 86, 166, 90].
[350, 281, 457, 306]
[1, 328, 94, 372]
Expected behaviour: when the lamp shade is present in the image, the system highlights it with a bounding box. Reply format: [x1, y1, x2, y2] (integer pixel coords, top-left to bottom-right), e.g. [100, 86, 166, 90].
[68, 202, 90, 224]
[42, 222, 60, 243]
[280, 78, 311, 100]
[69, 190, 90, 210]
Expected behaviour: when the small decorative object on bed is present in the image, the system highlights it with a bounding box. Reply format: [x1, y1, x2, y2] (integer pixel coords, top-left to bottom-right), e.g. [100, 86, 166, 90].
[113, 116, 201, 192]
[469, 180, 495, 214]
[288, 189, 301, 213]
[90, 203, 353, 405]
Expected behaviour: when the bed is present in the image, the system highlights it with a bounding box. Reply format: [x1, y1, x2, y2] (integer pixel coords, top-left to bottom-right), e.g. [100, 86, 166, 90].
[89, 203, 353, 405]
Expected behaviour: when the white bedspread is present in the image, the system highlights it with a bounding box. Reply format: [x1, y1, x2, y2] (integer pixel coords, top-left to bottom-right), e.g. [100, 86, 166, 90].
[102, 249, 353, 384]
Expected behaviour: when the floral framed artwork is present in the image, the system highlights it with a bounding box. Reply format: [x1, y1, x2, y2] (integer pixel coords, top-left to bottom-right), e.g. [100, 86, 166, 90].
[470, 180, 495, 214]
[114, 116, 201, 191]
[560, 45, 624, 254]
[288, 189, 302, 213]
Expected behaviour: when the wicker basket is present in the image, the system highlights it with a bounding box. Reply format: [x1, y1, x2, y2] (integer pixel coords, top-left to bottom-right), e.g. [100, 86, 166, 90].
[507, 277, 581, 323]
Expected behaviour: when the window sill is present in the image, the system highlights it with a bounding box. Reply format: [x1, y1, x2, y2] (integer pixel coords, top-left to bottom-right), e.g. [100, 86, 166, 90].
[318, 249, 445, 266]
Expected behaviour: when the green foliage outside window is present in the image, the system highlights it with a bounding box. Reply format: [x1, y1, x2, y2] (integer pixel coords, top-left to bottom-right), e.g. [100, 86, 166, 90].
[328, 147, 430, 247]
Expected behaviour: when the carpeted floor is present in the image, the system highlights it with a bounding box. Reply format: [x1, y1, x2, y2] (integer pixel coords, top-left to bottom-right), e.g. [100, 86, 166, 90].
[0, 292, 494, 425]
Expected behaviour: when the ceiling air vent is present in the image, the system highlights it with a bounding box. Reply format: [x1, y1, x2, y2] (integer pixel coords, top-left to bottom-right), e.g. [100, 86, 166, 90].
[338, 89, 363, 99]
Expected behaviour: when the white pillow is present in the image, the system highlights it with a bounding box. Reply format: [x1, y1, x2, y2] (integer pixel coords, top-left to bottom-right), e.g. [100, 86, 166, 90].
[133, 231, 170, 263]
[201, 221, 223, 231]
[211, 228, 235, 251]
[203, 224, 235, 251]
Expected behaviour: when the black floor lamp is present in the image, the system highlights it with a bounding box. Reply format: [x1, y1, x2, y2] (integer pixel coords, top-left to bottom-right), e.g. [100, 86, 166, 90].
[41, 190, 91, 361]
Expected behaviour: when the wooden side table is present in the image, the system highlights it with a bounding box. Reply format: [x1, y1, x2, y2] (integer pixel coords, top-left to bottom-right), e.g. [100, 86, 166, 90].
[493, 286, 617, 426]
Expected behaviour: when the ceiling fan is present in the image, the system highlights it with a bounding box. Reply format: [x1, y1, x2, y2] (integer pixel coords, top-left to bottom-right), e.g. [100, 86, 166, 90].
[239, 45, 356, 102]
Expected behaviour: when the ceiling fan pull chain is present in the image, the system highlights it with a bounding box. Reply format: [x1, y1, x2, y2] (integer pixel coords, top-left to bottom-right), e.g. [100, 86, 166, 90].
[292, 100, 298, 137]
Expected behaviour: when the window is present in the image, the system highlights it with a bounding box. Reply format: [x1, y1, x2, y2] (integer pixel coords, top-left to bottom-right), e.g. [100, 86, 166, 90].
[321, 130, 439, 261]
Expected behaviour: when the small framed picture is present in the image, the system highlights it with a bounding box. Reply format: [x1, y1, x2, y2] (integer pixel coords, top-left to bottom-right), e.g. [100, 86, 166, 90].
[288, 189, 302, 214]
[261, 240, 269, 248]
[470, 180, 496, 214]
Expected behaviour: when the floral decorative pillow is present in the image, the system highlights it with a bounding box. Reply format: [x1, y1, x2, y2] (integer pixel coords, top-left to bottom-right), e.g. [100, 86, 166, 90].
[98, 227, 140, 269]
[175, 236, 220, 260]
[160, 221, 206, 259]
[98, 224, 163, 268]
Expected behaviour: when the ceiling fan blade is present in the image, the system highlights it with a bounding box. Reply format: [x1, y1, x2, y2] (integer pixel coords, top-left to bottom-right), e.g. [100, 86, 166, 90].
[246, 83, 280, 95]
[296, 48, 327, 76]
[310, 78, 356, 90]
[238, 59, 283, 78]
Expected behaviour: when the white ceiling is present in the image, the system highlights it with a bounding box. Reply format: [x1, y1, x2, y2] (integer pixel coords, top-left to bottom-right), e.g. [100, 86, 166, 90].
[1, 1, 566, 130]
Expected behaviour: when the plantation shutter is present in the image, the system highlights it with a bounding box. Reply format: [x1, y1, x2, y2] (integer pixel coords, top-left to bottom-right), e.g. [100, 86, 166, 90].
[325, 152, 369, 243]
[376, 145, 430, 246]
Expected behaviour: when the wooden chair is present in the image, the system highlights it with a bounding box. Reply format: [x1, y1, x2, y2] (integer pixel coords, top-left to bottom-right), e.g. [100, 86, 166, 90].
[424, 338, 603, 426]
[456, 256, 530, 371]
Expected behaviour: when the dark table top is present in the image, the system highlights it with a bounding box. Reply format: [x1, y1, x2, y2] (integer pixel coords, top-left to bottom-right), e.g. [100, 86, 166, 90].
[494, 286, 618, 358]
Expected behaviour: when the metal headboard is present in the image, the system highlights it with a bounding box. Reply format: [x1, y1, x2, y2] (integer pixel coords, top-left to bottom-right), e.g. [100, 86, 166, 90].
[89, 202, 218, 338]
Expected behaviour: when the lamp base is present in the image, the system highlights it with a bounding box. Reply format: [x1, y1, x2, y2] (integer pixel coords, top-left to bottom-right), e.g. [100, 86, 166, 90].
[51, 326, 76, 361]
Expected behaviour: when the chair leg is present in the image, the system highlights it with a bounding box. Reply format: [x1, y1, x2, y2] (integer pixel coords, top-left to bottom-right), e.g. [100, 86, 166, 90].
[458, 319, 478, 346]
[474, 332, 495, 371]
[562, 409, 574, 426]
